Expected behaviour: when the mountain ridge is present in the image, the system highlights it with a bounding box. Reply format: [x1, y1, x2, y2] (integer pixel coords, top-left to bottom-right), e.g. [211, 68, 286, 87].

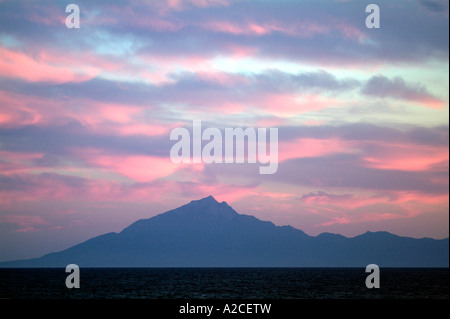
[1, 196, 448, 267]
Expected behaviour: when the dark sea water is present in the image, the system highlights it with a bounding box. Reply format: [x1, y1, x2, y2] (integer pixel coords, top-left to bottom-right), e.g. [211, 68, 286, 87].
[0, 268, 448, 299]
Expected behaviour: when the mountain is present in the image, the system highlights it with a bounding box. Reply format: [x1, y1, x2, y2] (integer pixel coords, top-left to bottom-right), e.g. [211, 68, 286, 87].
[1, 196, 448, 267]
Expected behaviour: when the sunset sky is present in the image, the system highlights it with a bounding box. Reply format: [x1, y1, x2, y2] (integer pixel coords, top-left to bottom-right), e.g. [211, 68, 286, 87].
[0, 0, 448, 262]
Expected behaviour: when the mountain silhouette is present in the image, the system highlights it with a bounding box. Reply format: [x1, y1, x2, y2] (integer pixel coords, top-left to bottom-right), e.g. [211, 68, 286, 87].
[1, 196, 448, 267]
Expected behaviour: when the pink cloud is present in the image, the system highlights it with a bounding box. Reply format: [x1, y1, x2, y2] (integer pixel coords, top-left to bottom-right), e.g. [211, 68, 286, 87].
[37, 49, 125, 75]
[0, 172, 179, 208]
[257, 94, 343, 115]
[301, 189, 448, 212]
[166, 0, 230, 11]
[361, 142, 449, 172]
[196, 71, 251, 86]
[18, 3, 67, 27]
[0, 150, 44, 163]
[203, 20, 329, 37]
[389, 192, 449, 205]
[98, 104, 143, 125]
[0, 215, 50, 232]
[0, 90, 44, 127]
[270, 21, 330, 38]
[300, 192, 390, 214]
[116, 124, 169, 136]
[203, 21, 245, 35]
[74, 148, 182, 182]
[94, 155, 178, 182]
[0, 170, 258, 211]
[197, 17, 368, 41]
[224, 43, 259, 58]
[66, 100, 176, 137]
[0, 150, 45, 176]
[135, 54, 220, 85]
[0, 48, 98, 83]
[316, 205, 427, 227]
[54, 209, 77, 216]
[303, 120, 328, 126]
[179, 183, 258, 203]
[85, 5, 183, 31]
[299, 190, 449, 228]
[413, 96, 445, 110]
[335, 21, 367, 41]
[255, 117, 287, 128]
[278, 138, 356, 162]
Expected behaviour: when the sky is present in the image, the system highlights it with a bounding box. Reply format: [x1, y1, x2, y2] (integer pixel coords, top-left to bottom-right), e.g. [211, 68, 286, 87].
[0, 0, 448, 262]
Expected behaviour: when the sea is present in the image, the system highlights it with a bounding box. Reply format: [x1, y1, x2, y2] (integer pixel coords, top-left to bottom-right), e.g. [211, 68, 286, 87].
[0, 267, 448, 299]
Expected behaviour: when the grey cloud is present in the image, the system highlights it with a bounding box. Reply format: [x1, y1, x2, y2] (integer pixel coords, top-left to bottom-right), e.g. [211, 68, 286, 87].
[278, 123, 449, 146]
[32, 154, 62, 168]
[1, 120, 447, 163]
[200, 153, 448, 194]
[1, 72, 439, 115]
[419, 0, 449, 12]
[361, 75, 441, 103]
[254, 70, 359, 93]
[406, 126, 449, 146]
[170, 69, 359, 96]
[0, 77, 158, 106]
[275, 155, 449, 194]
[0, 69, 359, 111]
[0, 121, 172, 159]
[300, 191, 353, 201]
[1, 0, 448, 67]
[0, 172, 86, 192]
[0, 120, 447, 198]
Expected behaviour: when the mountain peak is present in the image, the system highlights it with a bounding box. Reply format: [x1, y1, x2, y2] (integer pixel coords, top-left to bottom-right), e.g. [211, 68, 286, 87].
[192, 195, 219, 204]
[182, 195, 236, 219]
